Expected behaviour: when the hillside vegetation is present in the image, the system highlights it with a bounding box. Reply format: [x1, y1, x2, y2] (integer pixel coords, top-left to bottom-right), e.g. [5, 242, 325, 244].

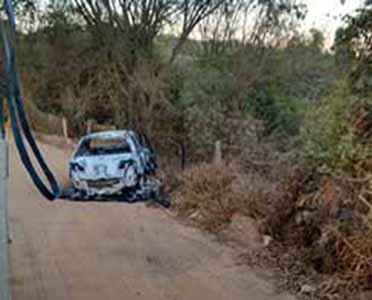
[7, 0, 372, 299]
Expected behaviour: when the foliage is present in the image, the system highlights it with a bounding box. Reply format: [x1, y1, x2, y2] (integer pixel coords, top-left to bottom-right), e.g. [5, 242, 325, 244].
[296, 12, 372, 287]
[177, 30, 334, 139]
[301, 81, 372, 173]
[335, 1, 372, 94]
[246, 83, 307, 136]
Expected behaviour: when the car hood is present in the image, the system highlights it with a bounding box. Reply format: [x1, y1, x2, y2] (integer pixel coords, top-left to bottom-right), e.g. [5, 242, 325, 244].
[71, 153, 136, 181]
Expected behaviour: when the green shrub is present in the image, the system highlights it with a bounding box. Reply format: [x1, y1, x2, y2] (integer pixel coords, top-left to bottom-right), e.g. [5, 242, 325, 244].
[246, 83, 307, 136]
[301, 81, 372, 173]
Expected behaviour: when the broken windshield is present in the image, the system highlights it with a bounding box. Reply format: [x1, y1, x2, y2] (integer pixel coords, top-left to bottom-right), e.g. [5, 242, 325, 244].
[76, 137, 131, 156]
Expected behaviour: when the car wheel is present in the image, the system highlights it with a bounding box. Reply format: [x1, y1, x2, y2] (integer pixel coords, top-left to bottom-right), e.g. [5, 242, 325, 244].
[123, 164, 139, 187]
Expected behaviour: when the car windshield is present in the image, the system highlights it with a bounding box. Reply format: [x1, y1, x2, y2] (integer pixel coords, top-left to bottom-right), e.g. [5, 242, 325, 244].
[76, 137, 131, 156]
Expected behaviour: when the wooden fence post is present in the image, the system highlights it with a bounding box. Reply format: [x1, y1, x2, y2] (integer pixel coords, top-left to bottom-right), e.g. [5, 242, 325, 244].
[213, 140, 223, 166]
[86, 119, 93, 134]
[62, 117, 69, 141]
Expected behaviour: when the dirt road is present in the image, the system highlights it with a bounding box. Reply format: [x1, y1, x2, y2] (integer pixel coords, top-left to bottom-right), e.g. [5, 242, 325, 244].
[8, 140, 295, 300]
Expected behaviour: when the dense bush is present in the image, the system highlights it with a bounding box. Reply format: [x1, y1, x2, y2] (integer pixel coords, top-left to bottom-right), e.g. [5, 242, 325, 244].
[301, 82, 372, 173]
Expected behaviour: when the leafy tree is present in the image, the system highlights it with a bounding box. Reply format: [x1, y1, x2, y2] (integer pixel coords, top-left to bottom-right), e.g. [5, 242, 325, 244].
[334, 0, 372, 93]
[309, 28, 324, 49]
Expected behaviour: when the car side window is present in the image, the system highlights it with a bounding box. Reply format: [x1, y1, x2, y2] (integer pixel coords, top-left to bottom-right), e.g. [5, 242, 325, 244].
[75, 140, 90, 157]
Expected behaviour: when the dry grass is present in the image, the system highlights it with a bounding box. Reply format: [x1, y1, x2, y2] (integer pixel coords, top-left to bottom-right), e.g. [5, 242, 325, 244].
[172, 144, 372, 298]
[173, 163, 238, 232]
[173, 163, 271, 232]
[334, 227, 372, 285]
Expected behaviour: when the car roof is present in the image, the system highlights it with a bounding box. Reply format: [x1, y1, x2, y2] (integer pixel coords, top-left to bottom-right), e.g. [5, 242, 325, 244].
[80, 130, 135, 141]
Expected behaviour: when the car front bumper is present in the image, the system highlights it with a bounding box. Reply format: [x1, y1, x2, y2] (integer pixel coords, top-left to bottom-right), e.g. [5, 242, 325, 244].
[71, 177, 128, 197]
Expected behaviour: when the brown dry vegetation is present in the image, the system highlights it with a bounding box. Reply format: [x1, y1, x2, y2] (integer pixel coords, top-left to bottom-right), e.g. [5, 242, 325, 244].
[172, 97, 372, 299]
[9, 0, 372, 299]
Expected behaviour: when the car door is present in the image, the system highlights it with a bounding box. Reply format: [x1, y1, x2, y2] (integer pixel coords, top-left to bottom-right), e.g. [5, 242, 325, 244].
[134, 133, 157, 174]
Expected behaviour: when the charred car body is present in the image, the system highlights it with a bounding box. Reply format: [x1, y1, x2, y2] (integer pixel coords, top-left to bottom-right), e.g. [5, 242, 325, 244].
[69, 130, 160, 202]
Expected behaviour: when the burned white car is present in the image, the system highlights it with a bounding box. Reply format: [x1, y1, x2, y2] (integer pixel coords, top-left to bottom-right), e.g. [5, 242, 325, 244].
[68, 130, 160, 202]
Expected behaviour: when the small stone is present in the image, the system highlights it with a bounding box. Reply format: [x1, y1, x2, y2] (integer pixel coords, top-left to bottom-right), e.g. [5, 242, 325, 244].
[189, 211, 201, 220]
[223, 214, 261, 248]
[262, 235, 272, 247]
[300, 284, 316, 294]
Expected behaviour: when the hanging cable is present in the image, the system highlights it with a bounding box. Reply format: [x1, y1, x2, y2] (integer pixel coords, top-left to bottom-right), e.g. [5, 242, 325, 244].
[0, 0, 60, 200]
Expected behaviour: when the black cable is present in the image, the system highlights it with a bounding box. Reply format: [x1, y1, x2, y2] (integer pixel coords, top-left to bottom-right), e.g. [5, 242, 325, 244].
[0, 1, 60, 200]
